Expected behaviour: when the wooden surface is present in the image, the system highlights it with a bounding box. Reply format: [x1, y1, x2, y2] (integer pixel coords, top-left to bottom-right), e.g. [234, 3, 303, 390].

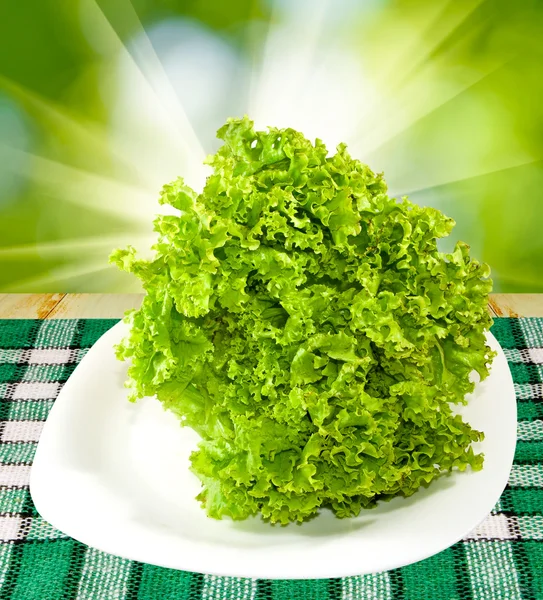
[0, 294, 143, 319]
[0, 293, 542, 318]
[46, 294, 144, 319]
[0, 294, 66, 319]
[488, 294, 543, 318]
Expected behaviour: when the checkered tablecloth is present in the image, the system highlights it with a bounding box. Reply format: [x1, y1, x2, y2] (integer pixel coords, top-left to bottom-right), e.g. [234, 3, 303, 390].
[0, 318, 542, 600]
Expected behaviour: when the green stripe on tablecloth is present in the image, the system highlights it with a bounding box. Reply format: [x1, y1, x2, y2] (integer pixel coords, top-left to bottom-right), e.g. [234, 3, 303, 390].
[509, 465, 543, 487]
[74, 348, 89, 361]
[22, 363, 69, 383]
[255, 578, 273, 599]
[510, 540, 538, 600]
[75, 548, 132, 600]
[271, 579, 330, 599]
[515, 383, 543, 400]
[490, 318, 521, 349]
[502, 488, 543, 514]
[401, 548, 458, 600]
[466, 541, 522, 600]
[33, 320, 79, 349]
[26, 516, 67, 541]
[0, 489, 28, 514]
[0, 546, 13, 593]
[509, 363, 543, 385]
[0, 319, 118, 350]
[0, 543, 24, 600]
[504, 348, 529, 363]
[0, 403, 10, 420]
[0, 350, 23, 363]
[515, 441, 543, 462]
[124, 560, 144, 598]
[189, 572, 205, 598]
[62, 542, 88, 600]
[69, 319, 86, 357]
[518, 421, 543, 440]
[8, 400, 54, 421]
[518, 403, 543, 421]
[135, 564, 193, 599]
[519, 319, 543, 348]
[0, 364, 18, 383]
[78, 320, 119, 347]
[0, 322, 37, 349]
[522, 542, 543, 599]
[327, 578, 342, 600]
[517, 516, 543, 539]
[451, 543, 475, 600]
[8, 540, 77, 600]
[0, 442, 37, 464]
[202, 575, 257, 599]
[341, 573, 392, 599]
[388, 570, 405, 599]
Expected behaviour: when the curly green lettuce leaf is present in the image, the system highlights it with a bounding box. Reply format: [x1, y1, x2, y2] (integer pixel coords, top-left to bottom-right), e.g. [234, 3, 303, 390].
[111, 116, 495, 525]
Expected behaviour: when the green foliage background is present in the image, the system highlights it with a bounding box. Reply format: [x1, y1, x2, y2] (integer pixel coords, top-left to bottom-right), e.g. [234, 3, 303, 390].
[0, 0, 542, 292]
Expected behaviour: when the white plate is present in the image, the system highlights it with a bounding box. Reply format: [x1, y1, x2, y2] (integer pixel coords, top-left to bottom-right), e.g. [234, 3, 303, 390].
[30, 322, 516, 579]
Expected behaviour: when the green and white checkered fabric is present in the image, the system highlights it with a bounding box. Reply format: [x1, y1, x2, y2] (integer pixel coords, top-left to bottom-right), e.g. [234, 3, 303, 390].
[0, 318, 542, 600]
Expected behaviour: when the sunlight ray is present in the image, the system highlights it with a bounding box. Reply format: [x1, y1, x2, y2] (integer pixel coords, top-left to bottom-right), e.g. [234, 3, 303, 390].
[249, 0, 331, 130]
[349, 0, 495, 155]
[351, 59, 508, 159]
[1, 261, 115, 293]
[392, 159, 542, 197]
[383, 0, 485, 94]
[242, 0, 271, 109]
[3, 147, 157, 223]
[369, 0, 447, 88]
[0, 74, 156, 188]
[83, 0, 205, 163]
[358, 0, 451, 89]
[0, 234, 153, 260]
[344, 0, 452, 136]
[492, 272, 543, 288]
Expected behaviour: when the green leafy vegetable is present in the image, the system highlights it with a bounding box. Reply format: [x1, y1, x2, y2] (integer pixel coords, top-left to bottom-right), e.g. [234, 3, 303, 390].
[111, 116, 495, 525]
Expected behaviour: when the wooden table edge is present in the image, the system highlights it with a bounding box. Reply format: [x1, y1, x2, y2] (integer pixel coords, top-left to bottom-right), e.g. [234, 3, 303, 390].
[0, 293, 542, 319]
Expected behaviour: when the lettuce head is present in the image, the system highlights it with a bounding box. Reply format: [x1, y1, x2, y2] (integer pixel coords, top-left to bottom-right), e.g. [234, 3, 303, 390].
[111, 116, 495, 525]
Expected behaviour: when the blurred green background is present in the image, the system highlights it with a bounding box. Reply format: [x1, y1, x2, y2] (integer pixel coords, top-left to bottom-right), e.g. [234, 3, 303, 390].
[0, 0, 542, 292]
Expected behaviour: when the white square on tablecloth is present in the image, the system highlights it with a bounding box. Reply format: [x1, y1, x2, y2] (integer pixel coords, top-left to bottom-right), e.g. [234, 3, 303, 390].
[27, 348, 72, 365]
[528, 348, 543, 364]
[12, 382, 60, 400]
[465, 513, 514, 540]
[2, 421, 44, 442]
[0, 465, 31, 487]
[0, 515, 23, 542]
